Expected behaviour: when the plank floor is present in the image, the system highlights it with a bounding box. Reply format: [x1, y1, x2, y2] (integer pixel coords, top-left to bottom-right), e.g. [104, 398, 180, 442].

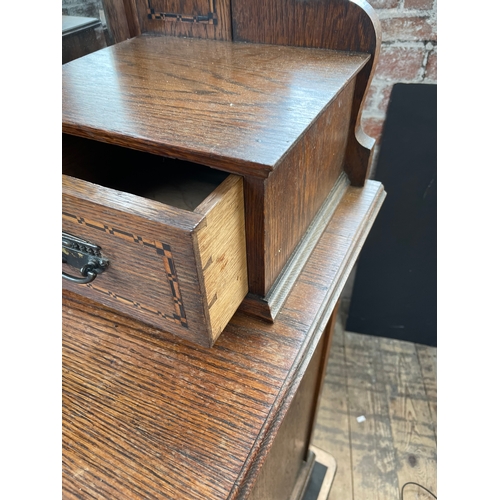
[311, 321, 437, 500]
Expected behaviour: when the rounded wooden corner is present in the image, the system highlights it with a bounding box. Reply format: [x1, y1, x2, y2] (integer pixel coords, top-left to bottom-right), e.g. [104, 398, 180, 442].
[344, 0, 382, 186]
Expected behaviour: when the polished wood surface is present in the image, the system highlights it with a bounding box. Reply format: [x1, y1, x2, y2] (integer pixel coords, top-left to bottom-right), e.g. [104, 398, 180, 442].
[259, 84, 354, 295]
[231, 0, 381, 185]
[62, 34, 370, 307]
[63, 1, 386, 497]
[62, 180, 386, 500]
[99, 0, 380, 186]
[247, 308, 338, 500]
[62, 35, 368, 177]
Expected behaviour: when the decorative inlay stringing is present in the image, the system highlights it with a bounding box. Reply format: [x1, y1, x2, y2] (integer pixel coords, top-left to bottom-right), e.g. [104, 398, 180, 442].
[147, 0, 217, 25]
[63, 211, 189, 328]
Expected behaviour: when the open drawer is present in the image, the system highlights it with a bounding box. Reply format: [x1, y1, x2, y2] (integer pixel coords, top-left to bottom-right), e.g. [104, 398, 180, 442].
[62, 134, 248, 347]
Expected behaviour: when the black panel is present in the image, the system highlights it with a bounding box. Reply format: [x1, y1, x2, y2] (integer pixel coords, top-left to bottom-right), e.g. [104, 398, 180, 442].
[346, 83, 437, 346]
[303, 462, 328, 500]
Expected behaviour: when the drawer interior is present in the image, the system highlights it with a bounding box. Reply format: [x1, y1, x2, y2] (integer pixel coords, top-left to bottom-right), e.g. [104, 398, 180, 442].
[63, 134, 229, 211]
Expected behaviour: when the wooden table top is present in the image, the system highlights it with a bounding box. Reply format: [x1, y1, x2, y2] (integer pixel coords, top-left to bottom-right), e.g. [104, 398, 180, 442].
[62, 35, 369, 177]
[62, 180, 385, 500]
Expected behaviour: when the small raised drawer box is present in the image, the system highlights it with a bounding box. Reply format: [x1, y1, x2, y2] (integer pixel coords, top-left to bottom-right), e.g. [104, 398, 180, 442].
[63, 137, 247, 347]
[62, 35, 371, 346]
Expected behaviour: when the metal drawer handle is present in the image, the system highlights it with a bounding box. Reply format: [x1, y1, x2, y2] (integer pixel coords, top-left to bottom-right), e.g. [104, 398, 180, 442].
[62, 232, 109, 285]
[62, 265, 99, 284]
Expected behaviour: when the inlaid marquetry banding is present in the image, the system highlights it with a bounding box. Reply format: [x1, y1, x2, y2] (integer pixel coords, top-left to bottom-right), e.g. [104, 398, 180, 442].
[147, 0, 218, 25]
[86, 283, 186, 322]
[62, 211, 189, 328]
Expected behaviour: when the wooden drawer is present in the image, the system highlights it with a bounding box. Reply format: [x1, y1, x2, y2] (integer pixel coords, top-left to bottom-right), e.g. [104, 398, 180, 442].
[62, 136, 247, 347]
[62, 35, 372, 326]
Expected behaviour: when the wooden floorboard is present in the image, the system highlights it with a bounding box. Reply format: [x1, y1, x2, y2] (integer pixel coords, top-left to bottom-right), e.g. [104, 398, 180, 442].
[312, 327, 437, 500]
[415, 345, 437, 439]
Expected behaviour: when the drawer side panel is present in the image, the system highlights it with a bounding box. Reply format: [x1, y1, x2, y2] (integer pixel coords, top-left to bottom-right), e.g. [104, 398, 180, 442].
[262, 80, 356, 294]
[193, 175, 248, 344]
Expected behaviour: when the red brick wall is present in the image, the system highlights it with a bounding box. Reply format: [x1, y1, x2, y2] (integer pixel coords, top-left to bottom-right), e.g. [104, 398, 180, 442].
[362, 0, 437, 149]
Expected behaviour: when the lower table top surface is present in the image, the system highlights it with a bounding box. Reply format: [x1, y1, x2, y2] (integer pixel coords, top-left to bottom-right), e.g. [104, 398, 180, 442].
[62, 180, 385, 500]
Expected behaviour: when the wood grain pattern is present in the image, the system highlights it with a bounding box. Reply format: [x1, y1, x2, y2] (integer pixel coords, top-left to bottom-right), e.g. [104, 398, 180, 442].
[62, 180, 386, 500]
[122, 0, 142, 38]
[231, 0, 375, 52]
[311, 326, 354, 500]
[62, 5, 387, 498]
[262, 82, 355, 294]
[238, 174, 350, 321]
[248, 330, 327, 500]
[312, 331, 437, 500]
[344, 332, 400, 499]
[62, 166, 246, 347]
[379, 338, 437, 498]
[193, 175, 248, 344]
[62, 174, 205, 345]
[305, 307, 339, 460]
[62, 34, 370, 304]
[62, 35, 369, 178]
[416, 344, 437, 439]
[230, 0, 381, 185]
[135, 0, 232, 40]
[102, 0, 232, 43]
[62, 133, 229, 211]
[249, 310, 338, 500]
[101, 0, 135, 43]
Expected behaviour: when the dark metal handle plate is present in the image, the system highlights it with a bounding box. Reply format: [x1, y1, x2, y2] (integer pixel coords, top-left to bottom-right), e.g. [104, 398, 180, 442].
[62, 232, 109, 284]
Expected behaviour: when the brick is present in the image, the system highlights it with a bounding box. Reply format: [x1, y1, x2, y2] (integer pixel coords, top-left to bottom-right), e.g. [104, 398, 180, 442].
[377, 84, 394, 113]
[363, 84, 380, 113]
[425, 50, 437, 81]
[368, 0, 400, 8]
[363, 82, 394, 114]
[375, 45, 426, 81]
[404, 0, 435, 9]
[361, 116, 386, 144]
[380, 16, 437, 42]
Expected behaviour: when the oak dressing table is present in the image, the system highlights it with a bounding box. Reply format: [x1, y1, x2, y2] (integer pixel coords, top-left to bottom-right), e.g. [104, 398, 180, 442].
[62, 1, 385, 498]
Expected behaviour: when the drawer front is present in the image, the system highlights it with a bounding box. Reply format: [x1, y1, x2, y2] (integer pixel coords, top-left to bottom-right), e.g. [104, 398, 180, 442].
[62, 174, 247, 347]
